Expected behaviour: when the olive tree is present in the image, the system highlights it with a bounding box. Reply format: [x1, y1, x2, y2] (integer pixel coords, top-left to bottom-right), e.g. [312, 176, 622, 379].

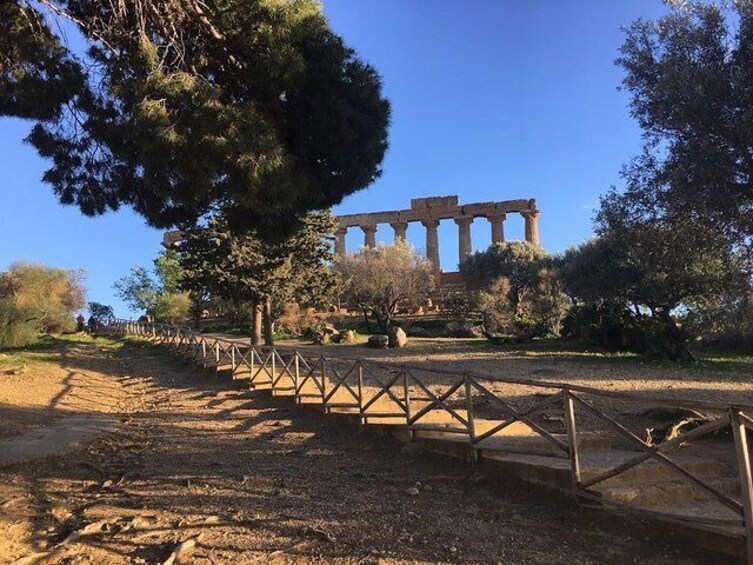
[337, 241, 435, 333]
[560, 216, 747, 359]
[461, 242, 568, 338]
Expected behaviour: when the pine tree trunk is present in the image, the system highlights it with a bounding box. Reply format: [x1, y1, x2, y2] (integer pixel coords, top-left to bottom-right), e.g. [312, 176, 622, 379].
[263, 296, 274, 346]
[250, 297, 263, 345]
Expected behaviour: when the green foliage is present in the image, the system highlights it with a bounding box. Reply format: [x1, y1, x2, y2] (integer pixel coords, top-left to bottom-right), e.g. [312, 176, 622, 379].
[0, 262, 86, 347]
[113, 266, 157, 314]
[614, 1, 753, 246]
[461, 242, 567, 338]
[88, 302, 114, 325]
[176, 210, 340, 337]
[153, 250, 183, 294]
[337, 241, 435, 333]
[151, 292, 191, 326]
[0, 299, 37, 348]
[684, 282, 753, 350]
[0, 3, 84, 121]
[553, 1, 753, 359]
[114, 249, 190, 323]
[2, 1, 390, 238]
[559, 219, 748, 359]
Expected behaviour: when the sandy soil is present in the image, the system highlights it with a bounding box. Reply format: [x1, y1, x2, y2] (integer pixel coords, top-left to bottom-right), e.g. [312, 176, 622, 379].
[0, 337, 728, 564]
[0, 338, 128, 440]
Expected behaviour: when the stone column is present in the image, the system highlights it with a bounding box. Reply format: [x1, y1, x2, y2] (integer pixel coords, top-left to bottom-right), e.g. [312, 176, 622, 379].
[334, 227, 347, 259]
[454, 216, 473, 265]
[522, 210, 540, 246]
[421, 219, 441, 273]
[488, 213, 506, 245]
[361, 224, 377, 248]
[390, 221, 408, 242]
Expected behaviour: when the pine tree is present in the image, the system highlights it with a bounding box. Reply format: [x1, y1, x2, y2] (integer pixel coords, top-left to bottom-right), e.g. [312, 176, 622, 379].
[2, 1, 390, 239]
[177, 211, 339, 344]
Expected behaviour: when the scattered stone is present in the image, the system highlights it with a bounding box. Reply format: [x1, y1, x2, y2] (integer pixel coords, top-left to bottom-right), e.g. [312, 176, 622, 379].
[314, 324, 340, 345]
[342, 330, 356, 343]
[367, 335, 389, 348]
[300, 525, 336, 543]
[162, 534, 202, 565]
[405, 486, 420, 496]
[388, 326, 408, 348]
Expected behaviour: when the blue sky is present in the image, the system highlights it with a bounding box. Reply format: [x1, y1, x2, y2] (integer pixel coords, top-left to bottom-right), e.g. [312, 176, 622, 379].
[0, 0, 669, 317]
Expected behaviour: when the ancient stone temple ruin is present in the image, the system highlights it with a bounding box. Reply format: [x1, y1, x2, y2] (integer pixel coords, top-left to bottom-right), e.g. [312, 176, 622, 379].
[162, 195, 540, 287]
[334, 195, 540, 282]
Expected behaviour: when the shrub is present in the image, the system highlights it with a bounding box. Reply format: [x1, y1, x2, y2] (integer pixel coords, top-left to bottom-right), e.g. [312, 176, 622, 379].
[0, 299, 37, 348]
[277, 303, 320, 337]
[0, 263, 85, 347]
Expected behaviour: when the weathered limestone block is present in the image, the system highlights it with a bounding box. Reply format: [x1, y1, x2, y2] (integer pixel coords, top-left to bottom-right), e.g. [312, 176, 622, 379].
[388, 326, 408, 347]
[367, 334, 389, 348]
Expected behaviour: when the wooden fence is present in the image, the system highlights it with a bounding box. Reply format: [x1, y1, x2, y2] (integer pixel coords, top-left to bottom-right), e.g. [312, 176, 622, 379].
[108, 319, 753, 563]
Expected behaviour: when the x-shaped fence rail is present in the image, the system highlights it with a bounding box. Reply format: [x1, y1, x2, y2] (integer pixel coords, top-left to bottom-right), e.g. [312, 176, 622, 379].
[109, 319, 753, 563]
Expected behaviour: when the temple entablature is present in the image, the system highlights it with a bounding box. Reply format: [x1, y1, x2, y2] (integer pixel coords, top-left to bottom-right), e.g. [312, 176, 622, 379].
[334, 195, 540, 272]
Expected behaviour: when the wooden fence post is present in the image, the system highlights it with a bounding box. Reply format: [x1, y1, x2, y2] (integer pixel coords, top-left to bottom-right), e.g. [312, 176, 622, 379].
[294, 353, 300, 399]
[358, 363, 365, 426]
[271, 350, 276, 388]
[465, 375, 477, 463]
[403, 370, 414, 440]
[732, 409, 753, 565]
[564, 389, 581, 498]
[320, 357, 328, 407]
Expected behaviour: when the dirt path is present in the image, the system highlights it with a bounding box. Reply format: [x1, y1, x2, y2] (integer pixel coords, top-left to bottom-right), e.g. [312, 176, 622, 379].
[0, 413, 118, 466]
[0, 338, 725, 564]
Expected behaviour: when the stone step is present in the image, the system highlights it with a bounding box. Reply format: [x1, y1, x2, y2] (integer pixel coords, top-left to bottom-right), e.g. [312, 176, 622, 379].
[271, 389, 296, 397]
[580, 451, 722, 486]
[582, 498, 746, 559]
[297, 396, 324, 405]
[596, 476, 741, 506]
[479, 449, 722, 490]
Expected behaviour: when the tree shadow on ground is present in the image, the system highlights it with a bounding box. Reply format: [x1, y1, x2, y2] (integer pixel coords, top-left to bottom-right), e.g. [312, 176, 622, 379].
[0, 338, 735, 564]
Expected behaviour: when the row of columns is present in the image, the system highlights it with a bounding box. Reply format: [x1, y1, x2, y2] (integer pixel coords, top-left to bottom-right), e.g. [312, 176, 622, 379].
[335, 211, 540, 271]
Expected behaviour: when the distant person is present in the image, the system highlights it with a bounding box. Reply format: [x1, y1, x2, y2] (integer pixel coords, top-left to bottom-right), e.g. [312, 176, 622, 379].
[76, 314, 85, 332]
[88, 315, 99, 333]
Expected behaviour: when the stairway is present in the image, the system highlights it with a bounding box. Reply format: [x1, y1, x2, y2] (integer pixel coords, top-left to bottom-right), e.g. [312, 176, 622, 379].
[166, 337, 750, 561]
